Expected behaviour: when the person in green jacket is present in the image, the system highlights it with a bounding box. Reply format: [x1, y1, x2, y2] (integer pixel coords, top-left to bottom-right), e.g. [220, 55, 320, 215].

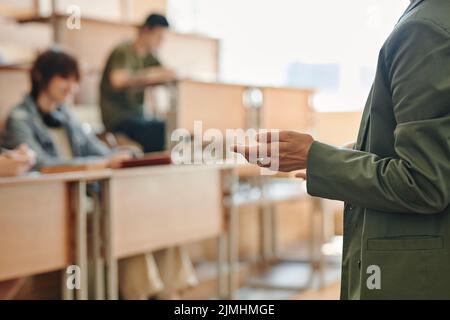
[234, 0, 450, 299]
[100, 13, 176, 153]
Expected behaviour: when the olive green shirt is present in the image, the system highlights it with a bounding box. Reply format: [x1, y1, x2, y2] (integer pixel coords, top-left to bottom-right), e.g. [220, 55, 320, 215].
[307, 0, 450, 299]
[100, 42, 161, 131]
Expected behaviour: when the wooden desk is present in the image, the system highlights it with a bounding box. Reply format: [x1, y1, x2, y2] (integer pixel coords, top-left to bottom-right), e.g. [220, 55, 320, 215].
[261, 86, 314, 131]
[176, 80, 247, 133]
[173, 80, 315, 140]
[103, 165, 231, 299]
[0, 170, 111, 300]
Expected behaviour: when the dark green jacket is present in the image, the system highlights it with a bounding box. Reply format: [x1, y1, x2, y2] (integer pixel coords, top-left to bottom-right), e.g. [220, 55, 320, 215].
[307, 0, 450, 299]
[100, 42, 161, 131]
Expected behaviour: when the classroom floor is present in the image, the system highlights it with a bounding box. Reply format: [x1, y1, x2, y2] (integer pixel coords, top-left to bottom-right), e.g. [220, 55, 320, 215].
[292, 281, 341, 300]
[235, 257, 341, 300]
[183, 238, 343, 300]
[231, 236, 342, 300]
[12, 259, 341, 300]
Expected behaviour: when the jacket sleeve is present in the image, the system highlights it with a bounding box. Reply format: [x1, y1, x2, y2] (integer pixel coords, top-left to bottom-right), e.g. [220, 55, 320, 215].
[4, 109, 61, 167]
[71, 118, 112, 158]
[83, 130, 112, 158]
[306, 19, 450, 214]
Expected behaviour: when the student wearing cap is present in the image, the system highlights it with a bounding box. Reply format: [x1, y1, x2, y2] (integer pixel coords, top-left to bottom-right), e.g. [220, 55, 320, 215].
[100, 13, 176, 154]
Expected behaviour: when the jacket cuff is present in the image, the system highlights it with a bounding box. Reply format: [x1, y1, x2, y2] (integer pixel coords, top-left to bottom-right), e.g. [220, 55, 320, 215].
[306, 141, 339, 199]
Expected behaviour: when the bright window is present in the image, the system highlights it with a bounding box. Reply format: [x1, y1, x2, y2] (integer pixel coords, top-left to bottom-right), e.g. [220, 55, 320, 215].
[168, 0, 410, 111]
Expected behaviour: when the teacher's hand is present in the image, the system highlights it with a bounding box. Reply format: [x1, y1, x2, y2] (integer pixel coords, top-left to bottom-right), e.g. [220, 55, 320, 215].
[232, 131, 314, 172]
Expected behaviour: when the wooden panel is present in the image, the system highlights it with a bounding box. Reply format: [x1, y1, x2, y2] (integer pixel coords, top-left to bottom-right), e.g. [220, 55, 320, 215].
[125, 0, 167, 24]
[56, 18, 135, 73]
[0, 20, 52, 51]
[261, 87, 314, 131]
[0, 68, 29, 130]
[0, 181, 71, 280]
[314, 111, 362, 146]
[160, 33, 219, 78]
[177, 80, 246, 133]
[111, 166, 224, 258]
[54, 0, 166, 24]
[56, 17, 219, 75]
[0, 20, 52, 64]
[55, 0, 123, 22]
[0, 0, 37, 19]
[54, 17, 219, 105]
[276, 199, 312, 246]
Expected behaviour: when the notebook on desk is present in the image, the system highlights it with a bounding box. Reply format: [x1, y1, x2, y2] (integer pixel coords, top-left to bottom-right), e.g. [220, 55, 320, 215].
[40, 153, 172, 174]
[40, 158, 109, 174]
[118, 153, 172, 169]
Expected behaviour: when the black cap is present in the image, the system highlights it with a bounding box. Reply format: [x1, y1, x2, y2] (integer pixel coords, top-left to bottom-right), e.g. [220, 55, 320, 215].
[143, 14, 170, 29]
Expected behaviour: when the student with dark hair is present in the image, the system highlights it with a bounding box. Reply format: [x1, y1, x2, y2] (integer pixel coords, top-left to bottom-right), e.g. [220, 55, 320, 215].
[2, 49, 132, 299]
[100, 13, 176, 153]
[4, 49, 129, 168]
[5, 48, 196, 300]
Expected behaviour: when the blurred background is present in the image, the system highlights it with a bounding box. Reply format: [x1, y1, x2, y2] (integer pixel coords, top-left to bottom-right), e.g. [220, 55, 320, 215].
[0, 0, 410, 300]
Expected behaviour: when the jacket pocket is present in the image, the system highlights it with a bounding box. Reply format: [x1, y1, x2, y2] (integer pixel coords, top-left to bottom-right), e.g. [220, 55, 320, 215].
[360, 236, 448, 299]
[367, 235, 444, 251]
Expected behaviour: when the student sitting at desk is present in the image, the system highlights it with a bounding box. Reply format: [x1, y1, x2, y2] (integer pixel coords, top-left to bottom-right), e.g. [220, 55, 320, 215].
[0, 144, 35, 299]
[4, 49, 198, 300]
[100, 13, 176, 153]
[3, 49, 128, 169]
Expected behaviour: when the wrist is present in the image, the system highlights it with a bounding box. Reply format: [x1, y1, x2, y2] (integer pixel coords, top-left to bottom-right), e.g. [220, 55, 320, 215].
[304, 135, 315, 162]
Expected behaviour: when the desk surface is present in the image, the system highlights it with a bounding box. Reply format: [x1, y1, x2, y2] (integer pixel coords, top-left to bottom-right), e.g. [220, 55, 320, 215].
[0, 163, 244, 186]
[0, 170, 113, 186]
[111, 163, 238, 177]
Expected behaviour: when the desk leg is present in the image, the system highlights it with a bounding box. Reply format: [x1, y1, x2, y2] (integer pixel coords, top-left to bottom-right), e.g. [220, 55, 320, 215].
[102, 180, 118, 300]
[301, 197, 314, 289]
[61, 270, 74, 300]
[270, 204, 278, 259]
[307, 197, 325, 289]
[92, 192, 105, 300]
[261, 203, 277, 262]
[217, 233, 227, 299]
[314, 198, 326, 290]
[74, 181, 88, 300]
[227, 204, 238, 300]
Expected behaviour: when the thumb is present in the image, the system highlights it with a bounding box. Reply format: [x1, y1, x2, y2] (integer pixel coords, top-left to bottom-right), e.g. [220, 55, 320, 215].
[295, 171, 307, 180]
